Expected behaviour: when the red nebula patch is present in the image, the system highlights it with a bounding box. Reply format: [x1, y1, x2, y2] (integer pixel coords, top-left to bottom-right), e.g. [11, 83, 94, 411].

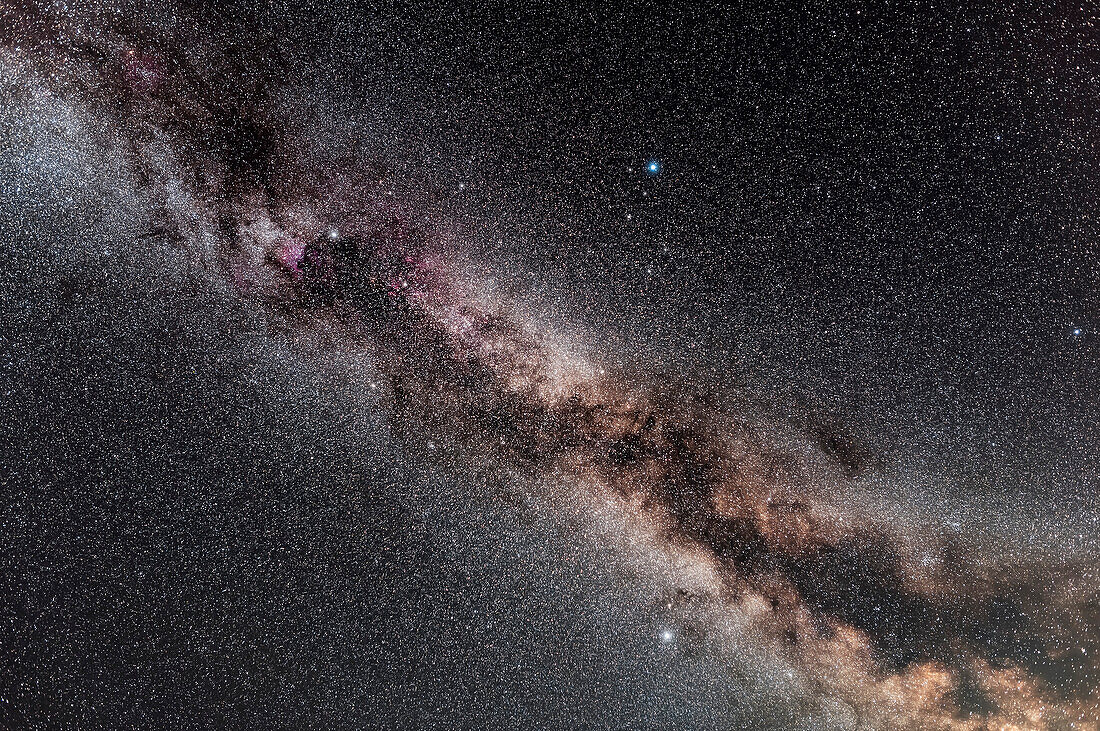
[122, 49, 166, 95]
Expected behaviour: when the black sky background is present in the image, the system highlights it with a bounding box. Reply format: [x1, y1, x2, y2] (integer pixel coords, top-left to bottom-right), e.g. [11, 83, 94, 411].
[279, 0, 1100, 501]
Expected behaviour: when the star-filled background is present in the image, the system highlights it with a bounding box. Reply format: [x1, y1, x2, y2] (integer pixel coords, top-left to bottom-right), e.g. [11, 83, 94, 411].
[1, 2, 1098, 729]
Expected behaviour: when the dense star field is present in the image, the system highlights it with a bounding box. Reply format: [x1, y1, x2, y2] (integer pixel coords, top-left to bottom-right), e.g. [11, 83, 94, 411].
[2, 2, 1099, 729]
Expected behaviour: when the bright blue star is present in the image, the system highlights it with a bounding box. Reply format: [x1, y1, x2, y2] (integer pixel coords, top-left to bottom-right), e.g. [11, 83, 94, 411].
[645, 160, 661, 176]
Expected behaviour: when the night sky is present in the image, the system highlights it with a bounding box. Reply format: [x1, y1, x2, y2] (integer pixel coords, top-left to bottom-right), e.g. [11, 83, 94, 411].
[1, 2, 1098, 729]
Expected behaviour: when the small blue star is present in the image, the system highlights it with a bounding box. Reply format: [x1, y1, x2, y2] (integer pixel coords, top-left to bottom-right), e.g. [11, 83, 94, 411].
[645, 160, 661, 176]
[1073, 327, 1083, 337]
